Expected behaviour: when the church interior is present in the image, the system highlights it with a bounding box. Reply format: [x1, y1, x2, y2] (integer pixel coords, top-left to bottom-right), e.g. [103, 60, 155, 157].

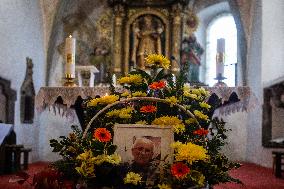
[0, 0, 284, 188]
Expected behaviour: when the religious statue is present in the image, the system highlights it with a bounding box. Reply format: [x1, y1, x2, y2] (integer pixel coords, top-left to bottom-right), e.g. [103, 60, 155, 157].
[181, 35, 204, 83]
[131, 15, 164, 69]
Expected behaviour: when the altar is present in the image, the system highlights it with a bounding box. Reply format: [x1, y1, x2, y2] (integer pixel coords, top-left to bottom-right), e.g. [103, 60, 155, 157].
[36, 85, 257, 121]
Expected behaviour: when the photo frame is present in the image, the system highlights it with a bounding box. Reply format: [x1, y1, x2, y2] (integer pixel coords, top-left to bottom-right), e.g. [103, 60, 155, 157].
[113, 124, 174, 164]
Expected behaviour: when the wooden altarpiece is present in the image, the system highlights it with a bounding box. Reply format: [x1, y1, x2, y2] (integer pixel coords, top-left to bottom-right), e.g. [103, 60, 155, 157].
[108, 0, 189, 75]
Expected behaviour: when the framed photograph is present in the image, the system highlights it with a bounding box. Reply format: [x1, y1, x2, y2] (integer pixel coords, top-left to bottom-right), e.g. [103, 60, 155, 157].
[113, 124, 174, 165]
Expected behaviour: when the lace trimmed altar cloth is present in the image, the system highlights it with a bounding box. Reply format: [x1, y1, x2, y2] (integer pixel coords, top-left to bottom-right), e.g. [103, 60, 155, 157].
[35, 86, 257, 116]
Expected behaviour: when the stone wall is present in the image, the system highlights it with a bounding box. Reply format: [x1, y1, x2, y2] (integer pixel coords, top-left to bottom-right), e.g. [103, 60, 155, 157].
[245, 0, 284, 167]
[0, 0, 45, 161]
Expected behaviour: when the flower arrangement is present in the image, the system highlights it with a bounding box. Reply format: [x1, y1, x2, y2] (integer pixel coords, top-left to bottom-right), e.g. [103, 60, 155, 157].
[46, 54, 240, 189]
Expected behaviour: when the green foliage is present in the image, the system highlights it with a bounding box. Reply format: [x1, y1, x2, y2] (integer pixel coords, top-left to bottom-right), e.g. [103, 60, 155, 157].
[49, 54, 242, 188]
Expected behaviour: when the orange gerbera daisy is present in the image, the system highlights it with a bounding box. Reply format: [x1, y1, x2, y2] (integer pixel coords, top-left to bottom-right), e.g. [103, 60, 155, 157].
[193, 128, 209, 136]
[93, 128, 112, 142]
[171, 162, 190, 179]
[149, 81, 166, 90]
[140, 105, 157, 113]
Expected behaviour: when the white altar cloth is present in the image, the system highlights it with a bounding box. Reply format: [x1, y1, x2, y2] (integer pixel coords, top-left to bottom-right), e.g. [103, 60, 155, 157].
[35, 86, 257, 116]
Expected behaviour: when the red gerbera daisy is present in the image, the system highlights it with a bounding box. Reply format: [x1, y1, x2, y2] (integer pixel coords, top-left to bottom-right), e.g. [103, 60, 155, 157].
[140, 105, 157, 113]
[149, 81, 166, 90]
[93, 128, 112, 142]
[193, 128, 209, 136]
[171, 162, 190, 179]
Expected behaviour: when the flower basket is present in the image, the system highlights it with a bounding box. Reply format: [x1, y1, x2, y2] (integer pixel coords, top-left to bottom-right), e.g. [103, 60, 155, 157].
[46, 54, 241, 189]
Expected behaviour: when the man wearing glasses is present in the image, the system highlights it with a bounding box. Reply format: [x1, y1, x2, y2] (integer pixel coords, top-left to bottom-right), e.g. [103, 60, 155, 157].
[130, 137, 159, 187]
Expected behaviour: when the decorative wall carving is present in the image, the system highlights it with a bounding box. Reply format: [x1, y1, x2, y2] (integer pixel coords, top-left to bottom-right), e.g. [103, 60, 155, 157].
[20, 57, 35, 123]
[0, 77, 16, 124]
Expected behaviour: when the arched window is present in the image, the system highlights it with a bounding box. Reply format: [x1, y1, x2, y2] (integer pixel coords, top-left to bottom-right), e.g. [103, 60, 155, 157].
[205, 14, 237, 87]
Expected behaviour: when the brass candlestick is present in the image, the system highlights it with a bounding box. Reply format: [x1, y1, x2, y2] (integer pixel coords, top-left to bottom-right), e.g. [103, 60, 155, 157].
[64, 74, 77, 87]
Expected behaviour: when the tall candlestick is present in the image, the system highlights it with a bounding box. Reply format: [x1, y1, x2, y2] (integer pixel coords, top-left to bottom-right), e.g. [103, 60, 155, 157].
[216, 38, 225, 78]
[65, 35, 76, 78]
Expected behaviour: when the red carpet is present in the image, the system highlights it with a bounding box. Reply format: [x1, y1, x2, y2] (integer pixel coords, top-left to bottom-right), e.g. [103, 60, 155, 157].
[0, 162, 50, 189]
[1, 162, 284, 189]
[214, 163, 284, 189]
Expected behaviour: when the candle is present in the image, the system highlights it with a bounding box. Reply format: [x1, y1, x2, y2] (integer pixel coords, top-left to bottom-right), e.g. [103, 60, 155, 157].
[216, 38, 225, 78]
[112, 74, 117, 86]
[217, 38, 225, 53]
[65, 35, 76, 78]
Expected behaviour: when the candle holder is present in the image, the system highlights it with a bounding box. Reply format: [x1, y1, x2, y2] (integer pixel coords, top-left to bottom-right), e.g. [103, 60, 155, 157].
[63, 74, 77, 87]
[214, 73, 227, 87]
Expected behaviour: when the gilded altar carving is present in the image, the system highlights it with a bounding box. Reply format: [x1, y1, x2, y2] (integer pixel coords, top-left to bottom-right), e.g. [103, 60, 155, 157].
[124, 9, 170, 74]
[130, 15, 164, 70]
[113, 4, 125, 74]
[170, 3, 183, 73]
[109, 0, 187, 74]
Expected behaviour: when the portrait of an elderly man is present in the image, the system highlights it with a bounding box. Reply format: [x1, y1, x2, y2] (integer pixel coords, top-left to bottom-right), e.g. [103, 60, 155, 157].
[129, 137, 160, 187]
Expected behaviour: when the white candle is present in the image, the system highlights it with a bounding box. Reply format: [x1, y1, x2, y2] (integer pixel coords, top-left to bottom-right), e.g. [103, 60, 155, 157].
[65, 35, 76, 78]
[217, 38, 225, 53]
[112, 74, 117, 86]
[216, 38, 225, 78]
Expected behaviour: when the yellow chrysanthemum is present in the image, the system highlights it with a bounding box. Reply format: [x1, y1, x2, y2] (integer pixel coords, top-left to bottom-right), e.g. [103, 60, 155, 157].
[118, 74, 143, 85]
[145, 54, 171, 69]
[171, 141, 183, 149]
[173, 124, 186, 134]
[158, 183, 172, 189]
[136, 120, 147, 125]
[165, 96, 179, 107]
[183, 83, 191, 92]
[132, 91, 147, 97]
[184, 91, 198, 99]
[93, 154, 121, 165]
[124, 172, 142, 185]
[77, 150, 94, 161]
[193, 110, 209, 121]
[121, 91, 130, 97]
[76, 150, 96, 178]
[75, 161, 95, 178]
[171, 142, 208, 164]
[185, 118, 197, 124]
[191, 89, 201, 96]
[199, 102, 211, 110]
[87, 95, 119, 107]
[198, 87, 210, 97]
[152, 116, 185, 134]
[106, 107, 134, 119]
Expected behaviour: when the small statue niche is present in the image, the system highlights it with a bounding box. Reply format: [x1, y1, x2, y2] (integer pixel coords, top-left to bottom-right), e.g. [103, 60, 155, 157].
[20, 57, 35, 123]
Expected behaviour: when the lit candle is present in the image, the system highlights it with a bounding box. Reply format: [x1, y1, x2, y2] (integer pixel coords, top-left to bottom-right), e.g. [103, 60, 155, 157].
[65, 35, 76, 78]
[216, 38, 225, 78]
